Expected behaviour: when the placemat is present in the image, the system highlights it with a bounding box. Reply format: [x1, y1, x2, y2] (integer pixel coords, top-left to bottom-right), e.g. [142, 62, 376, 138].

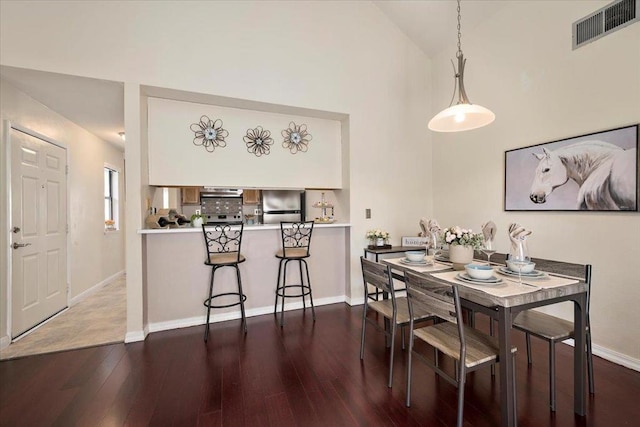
[384, 257, 451, 273]
[494, 269, 579, 289]
[432, 271, 540, 297]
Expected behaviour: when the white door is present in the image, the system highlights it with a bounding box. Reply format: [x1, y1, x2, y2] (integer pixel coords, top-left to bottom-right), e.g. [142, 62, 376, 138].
[10, 128, 68, 338]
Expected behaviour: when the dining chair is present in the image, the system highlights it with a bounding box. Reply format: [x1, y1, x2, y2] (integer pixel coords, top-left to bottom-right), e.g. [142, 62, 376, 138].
[512, 262, 594, 411]
[404, 270, 517, 427]
[359, 257, 435, 388]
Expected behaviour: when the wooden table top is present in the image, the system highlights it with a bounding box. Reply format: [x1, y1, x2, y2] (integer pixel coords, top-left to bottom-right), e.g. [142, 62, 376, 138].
[382, 253, 588, 310]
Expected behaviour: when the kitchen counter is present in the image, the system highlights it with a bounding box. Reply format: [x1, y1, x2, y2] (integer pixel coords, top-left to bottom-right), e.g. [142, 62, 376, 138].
[138, 222, 350, 234]
[141, 222, 349, 334]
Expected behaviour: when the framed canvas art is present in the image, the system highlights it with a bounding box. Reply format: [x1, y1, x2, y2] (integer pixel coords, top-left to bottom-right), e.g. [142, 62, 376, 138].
[504, 124, 639, 211]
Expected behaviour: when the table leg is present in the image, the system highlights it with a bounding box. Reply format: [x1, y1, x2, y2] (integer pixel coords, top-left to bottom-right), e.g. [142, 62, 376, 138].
[574, 293, 587, 416]
[498, 306, 516, 427]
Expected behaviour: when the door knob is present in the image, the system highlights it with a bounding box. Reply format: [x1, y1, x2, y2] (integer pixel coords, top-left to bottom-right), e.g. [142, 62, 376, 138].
[12, 242, 32, 249]
[12, 227, 20, 233]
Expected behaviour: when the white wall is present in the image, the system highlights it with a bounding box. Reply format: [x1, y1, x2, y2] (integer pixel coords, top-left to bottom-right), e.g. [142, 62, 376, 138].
[431, 1, 640, 366]
[0, 79, 126, 341]
[147, 98, 343, 188]
[0, 0, 433, 338]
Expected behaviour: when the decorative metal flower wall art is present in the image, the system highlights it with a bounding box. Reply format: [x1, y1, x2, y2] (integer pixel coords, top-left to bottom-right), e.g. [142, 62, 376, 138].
[281, 122, 313, 154]
[243, 126, 274, 157]
[190, 115, 229, 153]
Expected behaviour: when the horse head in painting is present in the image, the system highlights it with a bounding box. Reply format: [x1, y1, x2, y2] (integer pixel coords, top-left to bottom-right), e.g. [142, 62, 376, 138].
[529, 141, 636, 210]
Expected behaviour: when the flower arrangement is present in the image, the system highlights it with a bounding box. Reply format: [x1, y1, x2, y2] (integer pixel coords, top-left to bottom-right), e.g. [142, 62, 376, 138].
[442, 226, 483, 249]
[366, 229, 390, 241]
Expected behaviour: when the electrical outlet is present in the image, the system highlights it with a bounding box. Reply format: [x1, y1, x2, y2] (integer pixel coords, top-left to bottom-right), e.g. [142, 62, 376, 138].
[254, 208, 260, 215]
[365, 208, 371, 219]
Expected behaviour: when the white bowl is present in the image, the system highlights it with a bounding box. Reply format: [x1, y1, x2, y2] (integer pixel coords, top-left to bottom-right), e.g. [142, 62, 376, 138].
[405, 251, 426, 262]
[465, 264, 494, 280]
[506, 260, 536, 274]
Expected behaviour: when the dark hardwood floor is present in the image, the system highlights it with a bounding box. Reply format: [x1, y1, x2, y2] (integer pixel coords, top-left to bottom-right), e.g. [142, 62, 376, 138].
[1, 303, 639, 426]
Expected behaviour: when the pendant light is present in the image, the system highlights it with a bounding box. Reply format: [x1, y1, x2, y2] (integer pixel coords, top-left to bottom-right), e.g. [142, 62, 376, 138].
[428, 0, 495, 132]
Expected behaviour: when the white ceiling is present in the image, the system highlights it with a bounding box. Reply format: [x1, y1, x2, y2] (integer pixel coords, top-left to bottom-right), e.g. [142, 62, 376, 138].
[0, 1, 508, 149]
[0, 65, 125, 148]
[374, 0, 508, 58]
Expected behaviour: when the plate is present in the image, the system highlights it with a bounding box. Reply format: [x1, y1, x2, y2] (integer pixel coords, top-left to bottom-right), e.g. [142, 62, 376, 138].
[434, 255, 450, 262]
[400, 258, 428, 265]
[497, 267, 546, 278]
[456, 273, 503, 285]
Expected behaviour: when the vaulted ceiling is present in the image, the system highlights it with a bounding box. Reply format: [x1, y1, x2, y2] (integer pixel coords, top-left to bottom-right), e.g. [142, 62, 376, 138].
[0, 1, 508, 149]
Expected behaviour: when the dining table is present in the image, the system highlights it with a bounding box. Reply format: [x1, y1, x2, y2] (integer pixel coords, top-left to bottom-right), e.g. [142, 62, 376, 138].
[381, 253, 588, 427]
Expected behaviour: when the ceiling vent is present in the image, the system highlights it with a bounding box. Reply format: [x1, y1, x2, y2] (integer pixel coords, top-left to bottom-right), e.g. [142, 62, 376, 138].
[573, 0, 639, 49]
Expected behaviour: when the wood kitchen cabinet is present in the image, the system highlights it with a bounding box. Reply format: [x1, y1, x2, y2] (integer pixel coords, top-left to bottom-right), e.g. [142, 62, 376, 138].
[242, 189, 260, 205]
[181, 187, 200, 205]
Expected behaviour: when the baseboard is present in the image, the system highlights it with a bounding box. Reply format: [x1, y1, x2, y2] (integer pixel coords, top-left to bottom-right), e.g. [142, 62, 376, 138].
[344, 295, 364, 306]
[564, 338, 640, 372]
[148, 295, 346, 334]
[70, 270, 125, 306]
[0, 335, 9, 350]
[124, 330, 147, 343]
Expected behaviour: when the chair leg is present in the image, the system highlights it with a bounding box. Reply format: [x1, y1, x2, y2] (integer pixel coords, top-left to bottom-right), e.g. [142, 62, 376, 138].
[401, 325, 406, 350]
[549, 342, 556, 412]
[360, 304, 368, 360]
[456, 368, 466, 427]
[235, 265, 247, 334]
[280, 260, 289, 327]
[204, 267, 217, 342]
[298, 260, 306, 311]
[302, 259, 316, 321]
[274, 259, 284, 314]
[587, 331, 595, 395]
[388, 320, 397, 388]
[526, 333, 533, 364]
[406, 331, 414, 407]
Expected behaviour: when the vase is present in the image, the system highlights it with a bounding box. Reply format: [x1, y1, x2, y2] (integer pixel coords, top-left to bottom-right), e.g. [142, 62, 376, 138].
[191, 217, 203, 228]
[376, 238, 385, 246]
[449, 244, 473, 270]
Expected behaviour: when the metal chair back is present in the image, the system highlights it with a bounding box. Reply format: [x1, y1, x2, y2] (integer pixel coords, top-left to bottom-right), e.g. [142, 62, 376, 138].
[280, 221, 314, 258]
[202, 223, 244, 264]
[360, 256, 395, 299]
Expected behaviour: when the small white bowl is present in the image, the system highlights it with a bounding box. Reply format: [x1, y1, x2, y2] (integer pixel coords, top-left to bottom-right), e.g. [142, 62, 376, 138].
[465, 264, 494, 280]
[405, 251, 426, 262]
[506, 260, 536, 274]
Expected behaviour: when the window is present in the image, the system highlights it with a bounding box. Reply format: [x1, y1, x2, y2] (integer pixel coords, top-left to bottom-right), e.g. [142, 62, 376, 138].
[104, 166, 119, 230]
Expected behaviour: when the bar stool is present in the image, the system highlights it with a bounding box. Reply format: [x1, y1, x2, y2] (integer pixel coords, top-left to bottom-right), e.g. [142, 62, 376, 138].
[274, 221, 315, 327]
[201, 223, 247, 342]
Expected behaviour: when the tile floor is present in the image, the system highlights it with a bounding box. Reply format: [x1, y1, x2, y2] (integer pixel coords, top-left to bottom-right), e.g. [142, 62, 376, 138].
[0, 275, 126, 360]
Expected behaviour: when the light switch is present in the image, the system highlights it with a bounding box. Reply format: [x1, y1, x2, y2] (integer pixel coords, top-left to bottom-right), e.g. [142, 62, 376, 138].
[365, 208, 371, 219]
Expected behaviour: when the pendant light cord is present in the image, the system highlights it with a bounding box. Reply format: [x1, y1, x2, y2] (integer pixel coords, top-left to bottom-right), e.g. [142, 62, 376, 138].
[448, 0, 464, 107]
[456, 0, 463, 58]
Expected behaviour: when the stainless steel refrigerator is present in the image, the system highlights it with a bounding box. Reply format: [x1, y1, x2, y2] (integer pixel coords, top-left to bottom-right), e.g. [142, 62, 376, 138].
[261, 190, 305, 224]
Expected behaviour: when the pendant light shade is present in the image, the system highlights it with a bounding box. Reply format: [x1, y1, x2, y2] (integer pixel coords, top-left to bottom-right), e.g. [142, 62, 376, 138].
[428, 101, 495, 132]
[429, 0, 495, 133]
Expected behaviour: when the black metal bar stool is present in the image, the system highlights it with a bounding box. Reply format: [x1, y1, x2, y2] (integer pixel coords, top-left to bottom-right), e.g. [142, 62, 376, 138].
[201, 223, 247, 341]
[274, 221, 315, 327]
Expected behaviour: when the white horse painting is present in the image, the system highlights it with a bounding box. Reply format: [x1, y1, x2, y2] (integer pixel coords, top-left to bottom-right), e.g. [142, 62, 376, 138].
[529, 140, 637, 210]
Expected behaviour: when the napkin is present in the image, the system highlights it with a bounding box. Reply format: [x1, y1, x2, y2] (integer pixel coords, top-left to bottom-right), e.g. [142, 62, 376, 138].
[419, 218, 441, 235]
[481, 221, 497, 242]
[419, 217, 428, 237]
[508, 223, 532, 254]
[508, 223, 532, 241]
